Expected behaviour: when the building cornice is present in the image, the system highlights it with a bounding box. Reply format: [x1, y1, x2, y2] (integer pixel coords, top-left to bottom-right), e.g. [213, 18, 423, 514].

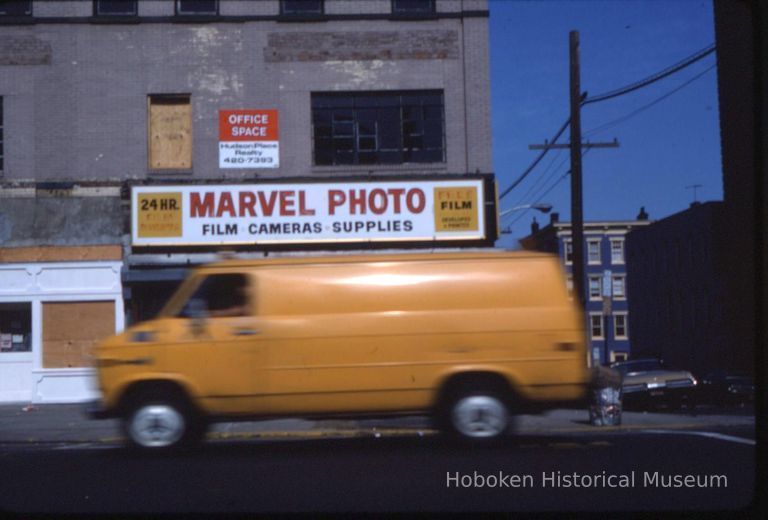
[0, 11, 489, 26]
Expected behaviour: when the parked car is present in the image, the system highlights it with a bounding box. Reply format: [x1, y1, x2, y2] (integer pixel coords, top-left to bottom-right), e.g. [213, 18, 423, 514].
[609, 359, 697, 410]
[698, 371, 754, 406]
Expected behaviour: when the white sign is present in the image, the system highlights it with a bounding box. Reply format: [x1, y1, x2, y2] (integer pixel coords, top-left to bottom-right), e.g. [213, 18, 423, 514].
[132, 180, 487, 246]
[219, 110, 279, 169]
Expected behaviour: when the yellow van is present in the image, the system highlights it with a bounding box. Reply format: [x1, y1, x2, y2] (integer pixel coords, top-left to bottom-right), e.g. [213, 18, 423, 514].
[89, 251, 589, 449]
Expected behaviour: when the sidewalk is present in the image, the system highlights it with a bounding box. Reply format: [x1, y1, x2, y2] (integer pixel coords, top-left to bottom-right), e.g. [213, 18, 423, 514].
[0, 402, 755, 446]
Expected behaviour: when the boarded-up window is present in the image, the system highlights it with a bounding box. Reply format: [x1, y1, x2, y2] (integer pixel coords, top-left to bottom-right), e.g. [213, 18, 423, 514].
[43, 301, 115, 368]
[148, 95, 192, 170]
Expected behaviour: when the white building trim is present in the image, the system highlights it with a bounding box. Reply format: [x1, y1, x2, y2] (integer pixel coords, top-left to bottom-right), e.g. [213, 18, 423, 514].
[0, 261, 124, 403]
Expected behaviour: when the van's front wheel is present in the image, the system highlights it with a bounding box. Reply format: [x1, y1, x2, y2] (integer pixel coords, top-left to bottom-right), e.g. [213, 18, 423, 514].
[123, 396, 205, 451]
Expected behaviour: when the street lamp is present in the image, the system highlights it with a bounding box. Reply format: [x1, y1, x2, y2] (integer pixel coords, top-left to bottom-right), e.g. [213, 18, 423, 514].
[498, 203, 553, 218]
[498, 203, 553, 235]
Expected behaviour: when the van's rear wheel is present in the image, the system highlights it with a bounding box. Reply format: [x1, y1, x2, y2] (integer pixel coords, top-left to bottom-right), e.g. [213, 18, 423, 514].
[122, 394, 205, 451]
[440, 385, 513, 442]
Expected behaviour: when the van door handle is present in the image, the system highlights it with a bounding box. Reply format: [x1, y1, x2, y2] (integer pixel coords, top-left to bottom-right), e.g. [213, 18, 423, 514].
[232, 328, 260, 336]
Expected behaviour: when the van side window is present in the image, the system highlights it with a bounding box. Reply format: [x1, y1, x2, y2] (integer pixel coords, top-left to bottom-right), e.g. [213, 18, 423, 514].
[180, 274, 250, 318]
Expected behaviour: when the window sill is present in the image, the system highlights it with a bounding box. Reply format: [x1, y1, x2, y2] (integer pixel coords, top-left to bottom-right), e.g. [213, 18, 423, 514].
[147, 169, 194, 176]
[277, 13, 327, 23]
[311, 163, 448, 174]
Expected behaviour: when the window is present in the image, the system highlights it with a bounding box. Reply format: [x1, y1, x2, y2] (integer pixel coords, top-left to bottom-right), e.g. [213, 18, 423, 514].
[587, 239, 601, 264]
[312, 90, 445, 166]
[614, 313, 628, 340]
[0, 1, 31, 15]
[392, 0, 435, 14]
[610, 238, 625, 264]
[0, 303, 32, 354]
[563, 239, 573, 264]
[588, 275, 602, 300]
[612, 275, 626, 299]
[611, 351, 628, 363]
[280, 0, 323, 15]
[0, 97, 3, 174]
[181, 274, 251, 318]
[148, 95, 192, 170]
[590, 313, 604, 340]
[176, 0, 218, 15]
[95, 0, 137, 15]
[565, 275, 573, 299]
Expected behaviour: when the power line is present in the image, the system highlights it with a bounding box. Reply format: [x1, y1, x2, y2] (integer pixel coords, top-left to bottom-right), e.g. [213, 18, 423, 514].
[506, 147, 593, 228]
[582, 43, 716, 106]
[506, 152, 570, 219]
[498, 117, 570, 201]
[584, 63, 716, 137]
[499, 42, 717, 202]
[509, 149, 565, 211]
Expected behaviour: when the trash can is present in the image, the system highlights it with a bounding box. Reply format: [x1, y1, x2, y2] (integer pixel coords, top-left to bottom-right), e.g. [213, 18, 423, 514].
[588, 365, 623, 426]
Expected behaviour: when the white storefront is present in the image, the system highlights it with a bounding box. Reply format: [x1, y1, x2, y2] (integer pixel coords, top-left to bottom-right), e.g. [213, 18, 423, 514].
[0, 261, 124, 403]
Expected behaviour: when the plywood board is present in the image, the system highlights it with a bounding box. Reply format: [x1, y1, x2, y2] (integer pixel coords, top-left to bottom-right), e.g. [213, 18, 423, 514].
[149, 97, 192, 170]
[42, 301, 115, 369]
[0, 245, 122, 263]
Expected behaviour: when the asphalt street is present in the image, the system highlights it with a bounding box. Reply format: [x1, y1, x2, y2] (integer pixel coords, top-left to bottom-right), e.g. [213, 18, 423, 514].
[0, 426, 756, 513]
[0, 403, 758, 514]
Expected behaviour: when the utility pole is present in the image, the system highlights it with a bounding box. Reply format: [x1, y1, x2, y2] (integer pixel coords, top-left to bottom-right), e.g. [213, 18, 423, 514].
[569, 30, 586, 310]
[528, 31, 619, 308]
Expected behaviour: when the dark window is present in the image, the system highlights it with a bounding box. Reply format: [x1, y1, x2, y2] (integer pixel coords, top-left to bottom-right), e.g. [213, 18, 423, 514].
[181, 274, 251, 318]
[176, 0, 218, 15]
[95, 0, 137, 16]
[0, 1, 32, 16]
[280, 0, 323, 15]
[0, 303, 32, 353]
[392, 0, 435, 14]
[312, 91, 445, 166]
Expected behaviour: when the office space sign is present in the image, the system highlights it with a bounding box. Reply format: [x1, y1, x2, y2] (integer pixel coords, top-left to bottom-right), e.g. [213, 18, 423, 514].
[132, 180, 486, 246]
[219, 109, 279, 168]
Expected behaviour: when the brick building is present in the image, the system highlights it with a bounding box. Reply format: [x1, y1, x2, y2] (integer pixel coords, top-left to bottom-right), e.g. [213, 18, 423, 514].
[519, 212, 652, 366]
[625, 201, 729, 377]
[0, 0, 494, 402]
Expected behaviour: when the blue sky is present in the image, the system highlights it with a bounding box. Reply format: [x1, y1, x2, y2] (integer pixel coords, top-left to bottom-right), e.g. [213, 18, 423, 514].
[488, 0, 722, 248]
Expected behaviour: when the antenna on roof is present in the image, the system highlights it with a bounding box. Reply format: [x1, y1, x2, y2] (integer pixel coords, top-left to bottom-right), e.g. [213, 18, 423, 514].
[685, 184, 703, 204]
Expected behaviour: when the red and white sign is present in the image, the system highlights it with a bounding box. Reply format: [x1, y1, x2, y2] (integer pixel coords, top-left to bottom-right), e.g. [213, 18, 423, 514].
[219, 109, 279, 169]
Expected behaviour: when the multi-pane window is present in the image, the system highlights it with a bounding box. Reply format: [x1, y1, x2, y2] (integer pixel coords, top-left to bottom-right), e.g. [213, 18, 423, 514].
[610, 238, 625, 264]
[614, 313, 628, 339]
[590, 314, 604, 339]
[176, 0, 218, 15]
[95, 0, 137, 15]
[563, 239, 573, 264]
[392, 0, 435, 14]
[280, 0, 323, 14]
[0, 1, 31, 15]
[587, 238, 601, 264]
[612, 275, 626, 299]
[312, 91, 445, 166]
[588, 275, 602, 300]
